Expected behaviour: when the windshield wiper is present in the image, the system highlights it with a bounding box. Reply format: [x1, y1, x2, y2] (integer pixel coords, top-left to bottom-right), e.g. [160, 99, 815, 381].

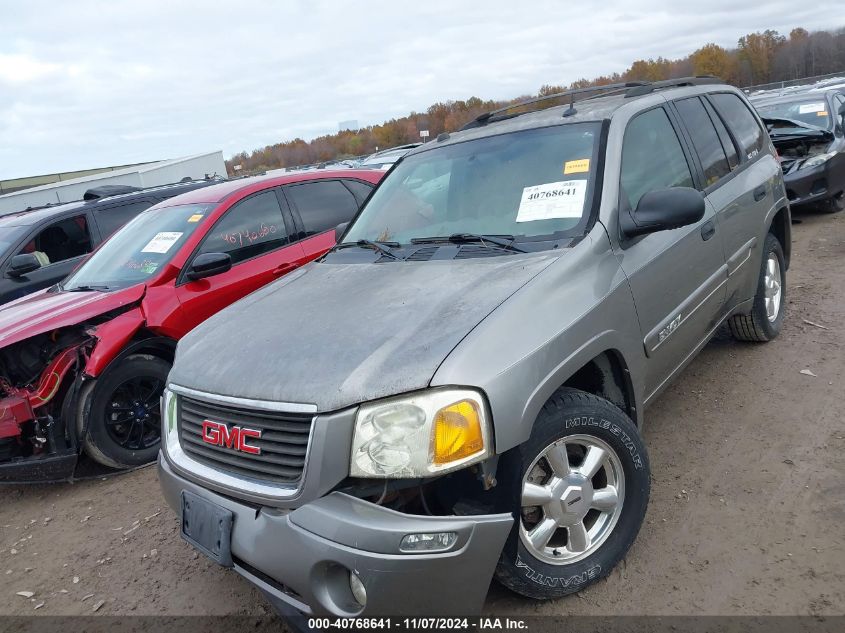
[411, 233, 526, 253]
[330, 239, 401, 260]
[65, 284, 111, 292]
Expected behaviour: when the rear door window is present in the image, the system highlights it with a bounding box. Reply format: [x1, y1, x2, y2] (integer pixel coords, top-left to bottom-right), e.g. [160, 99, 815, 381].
[674, 97, 731, 187]
[709, 93, 765, 161]
[198, 190, 288, 265]
[286, 180, 359, 236]
[620, 107, 695, 210]
[18, 215, 93, 266]
[703, 99, 739, 170]
[94, 200, 155, 239]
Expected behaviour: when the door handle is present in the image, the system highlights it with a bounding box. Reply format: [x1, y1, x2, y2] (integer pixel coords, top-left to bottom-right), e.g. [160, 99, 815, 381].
[272, 263, 297, 276]
[701, 220, 716, 241]
[753, 185, 767, 202]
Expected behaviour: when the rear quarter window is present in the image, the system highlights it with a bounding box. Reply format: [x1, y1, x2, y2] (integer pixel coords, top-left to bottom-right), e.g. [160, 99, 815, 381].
[286, 180, 359, 236]
[709, 93, 765, 162]
[342, 179, 374, 206]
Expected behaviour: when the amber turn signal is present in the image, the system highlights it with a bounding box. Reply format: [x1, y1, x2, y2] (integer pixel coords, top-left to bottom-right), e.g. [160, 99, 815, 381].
[431, 399, 485, 465]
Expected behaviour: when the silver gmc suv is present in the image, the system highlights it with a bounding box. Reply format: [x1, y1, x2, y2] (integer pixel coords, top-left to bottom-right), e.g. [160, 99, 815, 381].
[158, 78, 791, 616]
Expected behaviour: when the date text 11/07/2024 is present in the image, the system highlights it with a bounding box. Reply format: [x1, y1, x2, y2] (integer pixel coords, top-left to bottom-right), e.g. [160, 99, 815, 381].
[307, 618, 529, 630]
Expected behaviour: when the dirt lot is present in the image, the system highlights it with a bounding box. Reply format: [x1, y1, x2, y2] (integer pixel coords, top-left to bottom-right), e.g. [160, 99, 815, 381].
[0, 208, 843, 618]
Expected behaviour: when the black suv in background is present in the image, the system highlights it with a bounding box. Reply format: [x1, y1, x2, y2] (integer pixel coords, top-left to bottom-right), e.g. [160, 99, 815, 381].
[0, 179, 223, 305]
[751, 88, 845, 212]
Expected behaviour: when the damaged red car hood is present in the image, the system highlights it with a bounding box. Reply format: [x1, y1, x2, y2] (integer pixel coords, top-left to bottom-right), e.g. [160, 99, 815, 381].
[0, 284, 146, 349]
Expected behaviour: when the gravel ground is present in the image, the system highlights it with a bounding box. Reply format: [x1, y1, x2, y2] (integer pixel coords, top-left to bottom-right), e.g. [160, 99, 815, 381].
[0, 207, 843, 618]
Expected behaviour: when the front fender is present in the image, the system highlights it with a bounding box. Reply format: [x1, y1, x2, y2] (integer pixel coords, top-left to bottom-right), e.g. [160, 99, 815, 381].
[84, 309, 146, 377]
[432, 227, 647, 453]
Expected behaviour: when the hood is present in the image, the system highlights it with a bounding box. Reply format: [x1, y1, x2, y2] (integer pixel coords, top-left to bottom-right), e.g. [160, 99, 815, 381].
[0, 284, 146, 349]
[170, 253, 558, 412]
[763, 117, 833, 144]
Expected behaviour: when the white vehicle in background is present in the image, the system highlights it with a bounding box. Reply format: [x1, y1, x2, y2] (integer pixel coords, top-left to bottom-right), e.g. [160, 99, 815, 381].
[356, 143, 422, 170]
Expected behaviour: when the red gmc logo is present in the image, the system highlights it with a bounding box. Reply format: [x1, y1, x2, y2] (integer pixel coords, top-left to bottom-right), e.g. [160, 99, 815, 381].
[201, 420, 262, 455]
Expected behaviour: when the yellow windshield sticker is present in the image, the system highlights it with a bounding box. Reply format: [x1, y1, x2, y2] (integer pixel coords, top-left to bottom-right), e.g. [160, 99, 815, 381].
[817, 111, 828, 117]
[564, 159, 590, 175]
[188, 214, 203, 222]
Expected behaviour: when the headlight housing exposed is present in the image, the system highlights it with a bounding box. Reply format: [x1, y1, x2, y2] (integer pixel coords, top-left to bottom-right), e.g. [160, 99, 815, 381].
[799, 151, 836, 171]
[350, 388, 492, 478]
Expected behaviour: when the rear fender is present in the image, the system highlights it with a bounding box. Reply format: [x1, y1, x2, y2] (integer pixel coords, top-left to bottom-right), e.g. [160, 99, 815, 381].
[84, 309, 146, 377]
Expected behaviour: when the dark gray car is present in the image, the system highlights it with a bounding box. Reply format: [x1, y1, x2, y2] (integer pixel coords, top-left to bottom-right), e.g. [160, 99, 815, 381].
[751, 89, 845, 212]
[158, 78, 791, 616]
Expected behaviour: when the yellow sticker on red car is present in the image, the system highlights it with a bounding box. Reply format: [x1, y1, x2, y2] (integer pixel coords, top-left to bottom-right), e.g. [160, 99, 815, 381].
[564, 159, 590, 174]
[188, 214, 203, 222]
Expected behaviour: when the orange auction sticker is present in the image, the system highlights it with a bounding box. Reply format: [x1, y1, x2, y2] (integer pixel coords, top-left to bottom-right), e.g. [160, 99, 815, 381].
[564, 158, 590, 174]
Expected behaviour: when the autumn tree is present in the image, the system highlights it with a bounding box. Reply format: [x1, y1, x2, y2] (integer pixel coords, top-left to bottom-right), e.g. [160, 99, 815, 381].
[690, 43, 737, 83]
[737, 29, 786, 84]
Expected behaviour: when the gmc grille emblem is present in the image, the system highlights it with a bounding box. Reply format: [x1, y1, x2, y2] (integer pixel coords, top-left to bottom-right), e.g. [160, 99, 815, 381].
[201, 420, 261, 455]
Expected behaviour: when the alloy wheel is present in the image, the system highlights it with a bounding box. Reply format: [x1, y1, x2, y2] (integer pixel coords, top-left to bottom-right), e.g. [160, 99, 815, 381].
[519, 434, 625, 565]
[764, 253, 782, 322]
[104, 376, 164, 451]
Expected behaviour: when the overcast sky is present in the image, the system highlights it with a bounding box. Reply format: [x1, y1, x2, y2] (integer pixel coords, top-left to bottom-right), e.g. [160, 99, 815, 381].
[1, 0, 842, 179]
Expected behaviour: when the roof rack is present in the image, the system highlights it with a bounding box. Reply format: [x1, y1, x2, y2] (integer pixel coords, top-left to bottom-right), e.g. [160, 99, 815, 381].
[462, 76, 722, 130]
[83, 184, 141, 200]
[624, 75, 721, 97]
[80, 175, 224, 202]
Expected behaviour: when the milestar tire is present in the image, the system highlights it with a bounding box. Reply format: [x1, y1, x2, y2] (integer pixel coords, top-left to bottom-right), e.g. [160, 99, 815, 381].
[80, 354, 170, 469]
[494, 388, 650, 600]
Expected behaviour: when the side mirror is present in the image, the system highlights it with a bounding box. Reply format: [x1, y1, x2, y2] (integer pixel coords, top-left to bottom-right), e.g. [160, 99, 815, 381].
[186, 252, 231, 281]
[7, 253, 41, 278]
[621, 187, 705, 238]
[335, 222, 349, 242]
[838, 104, 845, 117]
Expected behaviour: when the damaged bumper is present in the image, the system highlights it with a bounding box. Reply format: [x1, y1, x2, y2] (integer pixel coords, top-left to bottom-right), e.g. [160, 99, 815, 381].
[158, 453, 513, 616]
[0, 345, 85, 481]
[782, 155, 845, 207]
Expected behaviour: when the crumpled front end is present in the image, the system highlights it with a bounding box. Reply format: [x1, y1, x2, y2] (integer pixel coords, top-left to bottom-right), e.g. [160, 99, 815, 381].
[0, 286, 147, 482]
[0, 330, 91, 475]
[770, 133, 844, 207]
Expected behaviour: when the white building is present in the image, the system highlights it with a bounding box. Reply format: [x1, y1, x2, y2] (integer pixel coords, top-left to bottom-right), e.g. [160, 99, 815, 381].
[0, 151, 226, 215]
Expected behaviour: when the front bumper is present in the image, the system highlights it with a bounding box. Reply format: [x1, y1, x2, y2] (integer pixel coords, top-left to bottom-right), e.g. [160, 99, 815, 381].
[782, 160, 841, 207]
[159, 454, 513, 616]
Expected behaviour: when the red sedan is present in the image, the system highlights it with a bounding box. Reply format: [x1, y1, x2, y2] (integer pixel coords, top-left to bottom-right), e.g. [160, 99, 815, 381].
[0, 170, 383, 481]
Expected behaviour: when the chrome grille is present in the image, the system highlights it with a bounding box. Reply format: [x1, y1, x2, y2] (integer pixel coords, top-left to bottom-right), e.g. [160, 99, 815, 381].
[178, 395, 313, 485]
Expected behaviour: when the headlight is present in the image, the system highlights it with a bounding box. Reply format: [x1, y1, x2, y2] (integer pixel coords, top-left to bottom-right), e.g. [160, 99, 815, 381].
[161, 387, 178, 452]
[350, 388, 492, 478]
[799, 151, 837, 170]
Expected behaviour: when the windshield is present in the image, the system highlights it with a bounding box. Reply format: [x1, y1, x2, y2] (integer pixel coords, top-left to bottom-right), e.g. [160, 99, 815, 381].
[344, 123, 600, 245]
[756, 99, 832, 130]
[0, 226, 27, 257]
[62, 204, 211, 291]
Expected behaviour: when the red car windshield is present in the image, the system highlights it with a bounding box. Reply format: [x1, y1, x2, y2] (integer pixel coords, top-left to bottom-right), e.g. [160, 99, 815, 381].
[62, 204, 212, 291]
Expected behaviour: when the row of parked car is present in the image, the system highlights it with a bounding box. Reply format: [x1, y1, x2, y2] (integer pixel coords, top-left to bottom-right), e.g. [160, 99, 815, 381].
[0, 75, 841, 617]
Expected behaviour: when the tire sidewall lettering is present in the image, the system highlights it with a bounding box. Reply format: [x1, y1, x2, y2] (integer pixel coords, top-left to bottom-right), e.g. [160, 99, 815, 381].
[563, 415, 644, 470]
[515, 554, 602, 589]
